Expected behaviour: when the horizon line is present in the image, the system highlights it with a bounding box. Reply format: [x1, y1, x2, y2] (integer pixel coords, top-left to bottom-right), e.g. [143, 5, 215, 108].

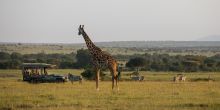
[1, 40, 220, 44]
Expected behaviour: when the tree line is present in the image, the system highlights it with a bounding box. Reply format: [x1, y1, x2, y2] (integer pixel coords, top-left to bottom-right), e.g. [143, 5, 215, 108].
[0, 49, 220, 72]
[125, 53, 220, 72]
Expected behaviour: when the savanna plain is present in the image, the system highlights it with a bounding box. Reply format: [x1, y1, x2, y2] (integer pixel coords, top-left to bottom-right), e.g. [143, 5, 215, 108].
[0, 69, 220, 110]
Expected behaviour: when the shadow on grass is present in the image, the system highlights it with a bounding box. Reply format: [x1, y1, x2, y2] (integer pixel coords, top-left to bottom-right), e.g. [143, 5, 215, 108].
[190, 78, 214, 82]
[174, 103, 220, 109]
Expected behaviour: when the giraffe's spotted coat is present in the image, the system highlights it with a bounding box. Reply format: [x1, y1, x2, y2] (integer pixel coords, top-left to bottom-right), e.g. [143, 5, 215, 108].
[78, 25, 119, 90]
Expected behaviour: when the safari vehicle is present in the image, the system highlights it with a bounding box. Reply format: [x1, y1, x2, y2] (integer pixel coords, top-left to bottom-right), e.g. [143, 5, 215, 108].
[21, 63, 67, 83]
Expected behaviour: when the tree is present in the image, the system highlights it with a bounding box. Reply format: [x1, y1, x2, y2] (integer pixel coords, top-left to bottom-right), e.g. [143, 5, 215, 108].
[126, 57, 146, 73]
[11, 52, 23, 60]
[0, 62, 9, 69]
[75, 49, 92, 69]
[169, 62, 184, 72]
[9, 59, 21, 69]
[182, 60, 200, 72]
[59, 61, 74, 69]
[0, 52, 10, 60]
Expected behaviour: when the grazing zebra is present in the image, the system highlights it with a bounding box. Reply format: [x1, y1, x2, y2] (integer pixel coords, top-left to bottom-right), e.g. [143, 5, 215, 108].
[68, 73, 82, 84]
[173, 76, 178, 82]
[130, 75, 144, 81]
[180, 76, 186, 82]
[173, 75, 186, 82]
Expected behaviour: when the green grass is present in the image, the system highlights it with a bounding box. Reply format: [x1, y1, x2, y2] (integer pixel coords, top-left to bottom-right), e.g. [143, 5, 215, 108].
[0, 69, 220, 110]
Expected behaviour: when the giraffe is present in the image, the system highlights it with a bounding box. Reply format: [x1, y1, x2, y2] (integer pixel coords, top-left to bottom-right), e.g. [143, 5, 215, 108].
[78, 25, 119, 91]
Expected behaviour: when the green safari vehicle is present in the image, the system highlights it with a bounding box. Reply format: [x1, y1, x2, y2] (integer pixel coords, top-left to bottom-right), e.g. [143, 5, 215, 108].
[21, 63, 67, 83]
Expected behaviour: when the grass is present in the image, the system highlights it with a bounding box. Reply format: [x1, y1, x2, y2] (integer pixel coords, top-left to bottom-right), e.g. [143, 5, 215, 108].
[0, 44, 147, 55]
[1, 43, 219, 56]
[0, 69, 220, 110]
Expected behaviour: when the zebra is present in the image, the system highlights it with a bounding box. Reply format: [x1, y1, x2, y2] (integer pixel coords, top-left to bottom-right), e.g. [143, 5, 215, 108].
[68, 73, 82, 84]
[180, 76, 186, 82]
[173, 74, 186, 82]
[130, 75, 144, 81]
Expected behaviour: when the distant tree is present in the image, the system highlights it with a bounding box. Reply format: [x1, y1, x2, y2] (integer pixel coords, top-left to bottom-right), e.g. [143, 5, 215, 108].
[0, 52, 10, 60]
[11, 52, 23, 60]
[37, 52, 47, 60]
[36, 58, 46, 63]
[75, 49, 92, 69]
[126, 57, 146, 73]
[9, 59, 21, 69]
[204, 58, 216, 67]
[203, 56, 219, 71]
[0, 62, 9, 69]
[60, 52, 76, 62]
[182, 60, 200, 72]
[59, 61, 74, 69]
[151, 61, 163, 71]
[169, 62, 184, 72]
[216, 62, 220, 71]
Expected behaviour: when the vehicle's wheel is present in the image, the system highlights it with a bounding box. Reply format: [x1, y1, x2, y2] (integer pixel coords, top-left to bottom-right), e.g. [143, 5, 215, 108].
[30, 79, 34, 83]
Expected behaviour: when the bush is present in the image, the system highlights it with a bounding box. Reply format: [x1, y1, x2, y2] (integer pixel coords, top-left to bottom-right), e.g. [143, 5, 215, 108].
[81, 68, 105, 80]
[81, 69, 95, 80]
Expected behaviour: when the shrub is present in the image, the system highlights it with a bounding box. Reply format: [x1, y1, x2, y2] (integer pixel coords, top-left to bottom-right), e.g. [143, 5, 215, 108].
[81, 68, 105, 80]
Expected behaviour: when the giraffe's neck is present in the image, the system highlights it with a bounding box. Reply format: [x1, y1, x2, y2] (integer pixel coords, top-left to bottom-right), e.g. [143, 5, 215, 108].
[81, 31, 100, 52]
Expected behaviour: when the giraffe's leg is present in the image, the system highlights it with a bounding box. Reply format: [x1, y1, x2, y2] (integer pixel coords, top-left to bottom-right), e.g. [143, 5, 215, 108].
[96, 68, 100, 91]
[114, 65, 119, 91]
[115, 76, 119, 91]
[112, 75, 114, 90]
[110, 63, 118, 91]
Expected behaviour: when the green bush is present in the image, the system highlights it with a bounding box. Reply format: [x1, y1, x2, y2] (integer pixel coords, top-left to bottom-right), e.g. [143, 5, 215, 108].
[81, 68, 106, 80]
[81, 69, 95, 80]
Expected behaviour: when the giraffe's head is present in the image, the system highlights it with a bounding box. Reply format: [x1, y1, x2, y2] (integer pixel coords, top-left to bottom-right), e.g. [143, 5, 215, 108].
[78, 25, 84, 35]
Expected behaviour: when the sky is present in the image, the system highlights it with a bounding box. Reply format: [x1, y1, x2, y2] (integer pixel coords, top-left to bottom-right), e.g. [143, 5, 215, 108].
[0, 0, 220, 43]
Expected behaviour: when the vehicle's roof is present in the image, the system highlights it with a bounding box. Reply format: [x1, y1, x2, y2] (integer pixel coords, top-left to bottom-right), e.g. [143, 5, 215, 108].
[22, 63, 55, 68]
